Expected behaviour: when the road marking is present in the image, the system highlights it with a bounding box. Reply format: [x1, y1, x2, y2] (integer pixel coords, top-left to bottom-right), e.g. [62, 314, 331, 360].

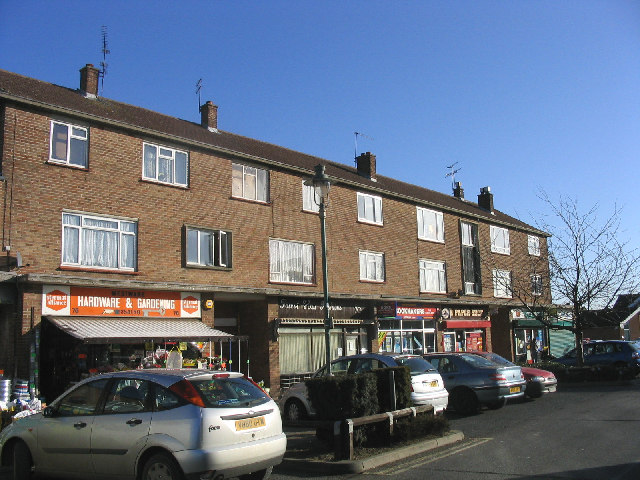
[375, 437, 493, 475]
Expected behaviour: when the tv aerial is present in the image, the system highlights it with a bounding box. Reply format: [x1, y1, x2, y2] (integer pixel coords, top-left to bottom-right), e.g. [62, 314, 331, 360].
[445, 162, 461, 190]
[354, 131, 374, 164]
[98, 25, 110, 95]
[195, 78, 203, 110]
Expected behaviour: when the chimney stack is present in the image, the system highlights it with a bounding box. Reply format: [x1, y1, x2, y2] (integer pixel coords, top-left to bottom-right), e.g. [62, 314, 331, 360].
[478, 186, 494, 213]
[200, 101, 218, 132]
[453, 181, 464, 199]
[79, 64, 100, 98]
[356, 152, 376, 181]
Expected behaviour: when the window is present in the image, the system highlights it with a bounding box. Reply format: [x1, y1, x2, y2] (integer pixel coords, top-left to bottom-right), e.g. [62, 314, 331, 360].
[56, 378, 109, 416]
[419, 259, 447, 293]
[357, 192, 383, 225]
[62, 212, 137, 271]
[143, 143, 188, 187]
[232, 163, 269, 202]
[50, 120, 88, 168]
[493, 269, 512, 298]
[528, 235, 541, 256]
[531, 274, 543, 296]
[302, 181, 319, 213]
[359, 250, 385, 282]
[186, 227, 232, 268]
[460, 222, 481, 294]
[269, 239, 314, 284]
[490, 226, 510, 255]
[104, 379, 150, 414]
[417, 207, 444, 243]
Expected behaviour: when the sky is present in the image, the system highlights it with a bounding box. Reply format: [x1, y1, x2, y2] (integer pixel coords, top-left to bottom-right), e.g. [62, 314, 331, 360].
[1, 1, 639, 254]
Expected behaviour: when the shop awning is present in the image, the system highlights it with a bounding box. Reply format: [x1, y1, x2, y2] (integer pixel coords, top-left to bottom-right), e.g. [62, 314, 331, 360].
[45, 316, 243, 344]
[445, 320, 492, 329]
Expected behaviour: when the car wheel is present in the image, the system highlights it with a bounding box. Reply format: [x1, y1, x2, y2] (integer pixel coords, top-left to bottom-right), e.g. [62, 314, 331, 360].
[142, 453, 185, 480]
[239, 466, 273, 480]
[487, 397, 507, 410]
[12, 441, 33, 480]
[284, 399, 306, 422]
[451, 388, 479, 415]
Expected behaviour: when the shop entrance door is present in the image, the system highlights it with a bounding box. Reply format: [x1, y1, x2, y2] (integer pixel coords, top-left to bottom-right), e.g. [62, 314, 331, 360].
[345, 335, 358, 356]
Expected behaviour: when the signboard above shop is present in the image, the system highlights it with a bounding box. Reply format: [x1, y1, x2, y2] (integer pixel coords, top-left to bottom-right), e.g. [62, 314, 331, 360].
[378, 302, 438, 320]
[42, 285, 201, 318]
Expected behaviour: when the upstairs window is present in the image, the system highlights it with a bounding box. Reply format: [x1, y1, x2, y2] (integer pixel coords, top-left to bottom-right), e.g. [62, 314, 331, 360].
[417, 207, 444, 243]
[357, 192, 383, 225]
[186, 227, 232, 268]
[359, 250, 385, 282]
[143, 143, 189, 187]
[531, 274, 543, 296]
[419, 259, 447, 293]
[50, 120, 88, 168]
[490, 225, 510, 255]
[62, 212, 137, 271]
[302, 181, 319, 213]
[493, 269, 512, 298]
[528, 235, 541, 256]
[461, 222, 481, 295]
[269, 239, 314, 284]
[232, 163, 269, 202]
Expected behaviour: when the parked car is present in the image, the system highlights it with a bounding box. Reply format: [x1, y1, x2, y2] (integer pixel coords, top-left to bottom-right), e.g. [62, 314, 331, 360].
[0, 369, 286, 480]
[278, 353, 449, 422]
[423, 352, 526, 415]
[555, 340, 640, 373]
[471, 351, 557, 398]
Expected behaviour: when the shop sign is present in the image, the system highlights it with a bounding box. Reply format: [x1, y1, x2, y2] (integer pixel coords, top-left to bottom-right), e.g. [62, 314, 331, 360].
[440, 307, 486, 320]
[278, 297, 372, 320]
[42, 285, 201, 318]
[378, 302, 438, 319]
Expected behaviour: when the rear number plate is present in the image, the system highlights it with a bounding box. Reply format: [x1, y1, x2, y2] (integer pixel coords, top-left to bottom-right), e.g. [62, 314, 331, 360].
[429, 381, 439, 387]
[510, 386, 521, 394]
[235, 416, 266, 431]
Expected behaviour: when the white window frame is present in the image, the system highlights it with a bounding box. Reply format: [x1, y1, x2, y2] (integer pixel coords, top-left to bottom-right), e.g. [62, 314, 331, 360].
[269, 239, 314, 284]
[490, 225, 510, 255]
[232, 163, 269, 202]
[359, 250, 385, 282]
[528, 235, 541, 256]
[419, 259, 447, 293]
[531, 274, 543, 296]
[302, 181, 320, 213]
[142, 142, 189, 187]
[417, 207, 444, 243]
[357, 192, 383, 225]
[61, 212, 137, 271]
[493, 269, 512, 298]
[49, 120, 88, 168]
[186, 227, 232, 268]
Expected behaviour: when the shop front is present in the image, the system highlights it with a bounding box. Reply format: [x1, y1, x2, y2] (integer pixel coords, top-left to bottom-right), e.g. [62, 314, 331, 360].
[511, 309, 548, 363]
[439, 306, 491, 352]
[276, 297, 374, 389]
[38, 285, 244, 401]
[377, 302, 437, 354]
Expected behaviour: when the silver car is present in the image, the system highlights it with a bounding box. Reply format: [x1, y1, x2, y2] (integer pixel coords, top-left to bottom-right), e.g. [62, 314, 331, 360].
[423, 353, 526, 415]
[279, 353, 449, 422]
[0, 369, 286, 480]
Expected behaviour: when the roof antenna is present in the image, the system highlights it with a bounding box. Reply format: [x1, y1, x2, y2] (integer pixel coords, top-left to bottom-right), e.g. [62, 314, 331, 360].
[445, 162, 461, 192]
[195, 78, 203, 110]
[354, 131, 374, 164]
[99, 25, 110, 96]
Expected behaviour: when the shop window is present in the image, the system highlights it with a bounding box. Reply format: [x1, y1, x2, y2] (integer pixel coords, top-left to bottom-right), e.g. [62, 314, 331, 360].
[460, 221, 481, 294]
[490, 225, 510, 255]
[186, 226, 232, 268]
[143, 142, 189, 187]
[269, 239, 315, 284]
[49, 120, 88, 168]
[232, 163, 269, 202]
[417, 207, 444, 243]
[419, 259, 447, 293]
[62, 212, 137, 271]
[357, 192, 383, 225]
[359, 250, 385, 282]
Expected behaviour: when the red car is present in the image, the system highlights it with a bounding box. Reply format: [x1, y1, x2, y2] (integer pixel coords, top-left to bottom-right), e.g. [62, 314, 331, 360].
[472, 351, 557, 398]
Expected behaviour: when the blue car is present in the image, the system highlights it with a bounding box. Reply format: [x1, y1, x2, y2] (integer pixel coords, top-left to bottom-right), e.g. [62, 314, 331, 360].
[555, 340, 640, 372]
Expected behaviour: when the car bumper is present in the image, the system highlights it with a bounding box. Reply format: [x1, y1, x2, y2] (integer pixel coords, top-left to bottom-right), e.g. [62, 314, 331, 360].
[474, 382, 526, 404]
[412, 390, 450, 415]
[176, 432, 287, 480]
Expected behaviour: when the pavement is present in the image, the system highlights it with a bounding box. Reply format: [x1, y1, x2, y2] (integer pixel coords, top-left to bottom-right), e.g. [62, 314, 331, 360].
[276, 424, 465, 475]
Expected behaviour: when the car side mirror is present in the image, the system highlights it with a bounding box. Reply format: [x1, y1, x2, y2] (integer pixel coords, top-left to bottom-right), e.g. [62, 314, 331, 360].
[42, 406, 57, 418]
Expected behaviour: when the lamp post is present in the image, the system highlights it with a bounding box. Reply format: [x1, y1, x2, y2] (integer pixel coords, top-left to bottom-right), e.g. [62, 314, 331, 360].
[308, 164, 332, 374]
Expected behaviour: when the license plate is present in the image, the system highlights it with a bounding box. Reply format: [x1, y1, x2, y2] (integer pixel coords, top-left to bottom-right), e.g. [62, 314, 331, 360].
[509, 386, 521, 394]
[235, 416, 266, 431]
[429, 380, 439, 387]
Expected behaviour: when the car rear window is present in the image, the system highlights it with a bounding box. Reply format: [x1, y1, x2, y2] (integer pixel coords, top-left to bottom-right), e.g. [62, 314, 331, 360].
[190, 377, 269, 408]
[394, 356, 437, 374]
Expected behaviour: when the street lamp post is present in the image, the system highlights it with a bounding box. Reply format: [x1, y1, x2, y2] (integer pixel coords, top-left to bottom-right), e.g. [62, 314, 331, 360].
[308, 164, 332, 374]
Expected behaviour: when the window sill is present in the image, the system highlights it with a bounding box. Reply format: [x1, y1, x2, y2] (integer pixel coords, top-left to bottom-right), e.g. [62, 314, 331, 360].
[231, 196, 271, 206]
[46, 160, 89, 171]
[269, 281, 315, 287]
[359, 279, 385, 284]
[491, 250, 511, 256]
[185, 264, 232, 271]
[59, 266, 140, 275]
[140, 178, 189, 190]
[357, 220, 384, 227]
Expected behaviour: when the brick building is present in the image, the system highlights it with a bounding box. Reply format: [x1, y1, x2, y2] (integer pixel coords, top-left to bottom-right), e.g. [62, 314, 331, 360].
[0, 65, 551, 401]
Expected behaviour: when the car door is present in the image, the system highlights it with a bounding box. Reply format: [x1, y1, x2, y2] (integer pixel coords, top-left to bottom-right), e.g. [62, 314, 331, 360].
[430, 356, 460, 391]
[91, 378, 153, 477]
[35, 378, 109, 476]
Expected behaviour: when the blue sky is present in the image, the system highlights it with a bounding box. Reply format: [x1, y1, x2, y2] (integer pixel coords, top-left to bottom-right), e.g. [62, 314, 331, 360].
[1, 1, 639, 252]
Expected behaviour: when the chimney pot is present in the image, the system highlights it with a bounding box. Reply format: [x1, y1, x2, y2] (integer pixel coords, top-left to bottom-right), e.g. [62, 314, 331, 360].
[79, 64, 100, 98]
[478, 186, 494, 213]
[200, 100, 218, 131]
[453, 181, 464, 199]
[356, 152, 376, 181]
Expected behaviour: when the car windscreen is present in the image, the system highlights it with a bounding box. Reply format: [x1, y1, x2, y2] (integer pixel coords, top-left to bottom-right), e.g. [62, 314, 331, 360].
[394, 356, 437, 374]
[483, 353, 514, 366]
[461, 354, 500, 368]
[190, 377, 270, 408]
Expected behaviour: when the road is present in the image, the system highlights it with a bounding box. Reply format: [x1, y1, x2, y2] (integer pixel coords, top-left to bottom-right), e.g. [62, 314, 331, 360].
[274, 379, 640, 480]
